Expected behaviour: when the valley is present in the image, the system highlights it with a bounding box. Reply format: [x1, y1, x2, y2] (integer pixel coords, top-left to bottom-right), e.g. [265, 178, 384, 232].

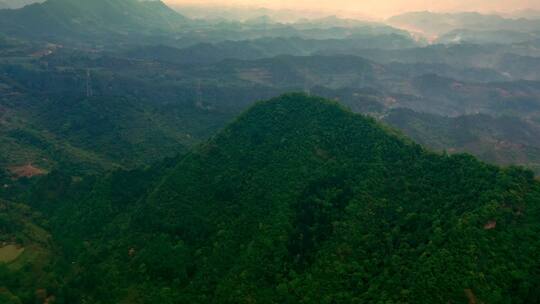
[2, 39, 540, 178]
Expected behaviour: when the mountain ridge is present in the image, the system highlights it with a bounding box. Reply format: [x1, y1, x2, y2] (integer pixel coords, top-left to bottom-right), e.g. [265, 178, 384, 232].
[388, 11, 540, 38]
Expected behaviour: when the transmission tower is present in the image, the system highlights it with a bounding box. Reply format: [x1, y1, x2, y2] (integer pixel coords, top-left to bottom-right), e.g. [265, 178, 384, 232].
[86, 69, 93, 98]
[195, 79, 203, 108]
[302, 68, 311, 96]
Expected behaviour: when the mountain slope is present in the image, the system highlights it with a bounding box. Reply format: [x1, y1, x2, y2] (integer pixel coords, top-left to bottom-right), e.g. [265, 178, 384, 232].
[0, 0, 43, 9]
[384, 109, 540, 174]
[140, 94, 540, 303]
[0, 0, 188, 39]
[24, 94, 540, 303]
[388, 11, 540, 38]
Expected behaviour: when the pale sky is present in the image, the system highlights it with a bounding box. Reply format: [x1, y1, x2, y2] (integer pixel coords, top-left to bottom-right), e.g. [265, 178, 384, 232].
[164, 0, 540, 18]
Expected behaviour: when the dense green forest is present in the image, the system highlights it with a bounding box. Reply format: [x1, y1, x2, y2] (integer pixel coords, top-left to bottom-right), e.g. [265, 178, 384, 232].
[2, 94, 539, 303]
[2, 1, 540, 303]
[384, 109, 540, 174]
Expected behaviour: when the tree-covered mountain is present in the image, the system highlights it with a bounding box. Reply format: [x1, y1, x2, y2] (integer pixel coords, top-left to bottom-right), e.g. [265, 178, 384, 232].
[0, 0, 42, 9]
[384, 109, 540, 174]
[2, 41, 540, 180]
[0, 0, 188, 40]
[3, 2, 540, 303]
[320, 41, 540, 81]
[124, 34, 418, 66]
[497, 53, 540, 80]
[8, 94, 540, 303]
[0, 0, 420, 48]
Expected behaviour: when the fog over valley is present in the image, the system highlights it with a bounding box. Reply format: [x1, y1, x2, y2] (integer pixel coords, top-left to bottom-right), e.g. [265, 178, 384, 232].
[166, 0, 540, 19]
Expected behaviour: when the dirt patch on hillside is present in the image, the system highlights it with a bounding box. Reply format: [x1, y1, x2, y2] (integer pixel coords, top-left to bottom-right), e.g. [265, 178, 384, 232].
[484, 220, 497, 230]
[0, 244, 24, 263]
[9, 164, 46, 179]
[464, 289, 485, 304]
[237, 68, 272, 85]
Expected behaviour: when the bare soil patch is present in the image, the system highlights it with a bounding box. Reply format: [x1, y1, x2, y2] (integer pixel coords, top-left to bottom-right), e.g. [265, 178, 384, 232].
[0, 244, 24, 263]
[484, 220, 497, 230]
[9, 164, 46, 178]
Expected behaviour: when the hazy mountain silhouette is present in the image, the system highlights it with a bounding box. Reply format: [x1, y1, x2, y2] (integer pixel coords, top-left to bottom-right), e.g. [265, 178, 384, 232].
[0, 0, 188, 39]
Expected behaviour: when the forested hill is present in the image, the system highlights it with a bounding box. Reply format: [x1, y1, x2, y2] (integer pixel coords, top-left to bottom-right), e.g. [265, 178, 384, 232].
[0, 0, 188, 39]
[11, 94, 540, 303]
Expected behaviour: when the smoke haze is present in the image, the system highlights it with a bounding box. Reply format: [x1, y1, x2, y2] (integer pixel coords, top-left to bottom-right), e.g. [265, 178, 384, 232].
[165, 0, 540, 18]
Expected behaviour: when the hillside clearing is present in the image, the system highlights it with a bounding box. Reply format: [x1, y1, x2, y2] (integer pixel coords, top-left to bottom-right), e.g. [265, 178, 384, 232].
[0, 244, 24, 263]
[8, 164, 46, 178]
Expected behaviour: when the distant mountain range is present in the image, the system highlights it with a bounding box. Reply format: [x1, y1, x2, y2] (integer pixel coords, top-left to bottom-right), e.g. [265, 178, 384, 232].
[436, 29, 540, 44]
[0, 0, 420, 46]
[388, 11, 540, 38]
[509, 9, 540, 19]
[170, 4, 334, 22]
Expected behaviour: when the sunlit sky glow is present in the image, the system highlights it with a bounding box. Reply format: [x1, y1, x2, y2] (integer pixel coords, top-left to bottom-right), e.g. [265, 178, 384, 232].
[164, 0, 540, 19]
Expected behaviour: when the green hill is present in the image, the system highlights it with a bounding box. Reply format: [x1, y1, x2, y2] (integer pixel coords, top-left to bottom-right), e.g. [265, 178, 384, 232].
[0, 0, 188, 40]
[0, 0, 42, 9]
[18, 94, 540, 303]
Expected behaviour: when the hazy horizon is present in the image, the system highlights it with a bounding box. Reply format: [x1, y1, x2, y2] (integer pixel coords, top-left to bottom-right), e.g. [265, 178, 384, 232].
[164, 0, 540, 19]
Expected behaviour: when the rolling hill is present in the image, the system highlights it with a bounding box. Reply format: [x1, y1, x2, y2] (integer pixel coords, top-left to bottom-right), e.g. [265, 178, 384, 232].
[2, 2, 540, 303]
[384, 109, 540, 174]
[16, 94, 540, 303]
[2, 46, 540, 181]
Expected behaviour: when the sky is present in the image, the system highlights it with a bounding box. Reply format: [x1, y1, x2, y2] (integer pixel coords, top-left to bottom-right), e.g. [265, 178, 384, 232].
[164, 0, 540, 18]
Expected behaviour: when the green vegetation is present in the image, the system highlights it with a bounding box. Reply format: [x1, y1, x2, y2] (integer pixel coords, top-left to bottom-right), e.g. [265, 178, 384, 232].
[0, 86, 212, 177]
[3, 47, 540, 181]
[0, 200, 64, 304]
[2, 1, 540, 301]
[384, 109, 540, 174]
[0, 0, 188, 41]
[9, 94, 539, 303]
